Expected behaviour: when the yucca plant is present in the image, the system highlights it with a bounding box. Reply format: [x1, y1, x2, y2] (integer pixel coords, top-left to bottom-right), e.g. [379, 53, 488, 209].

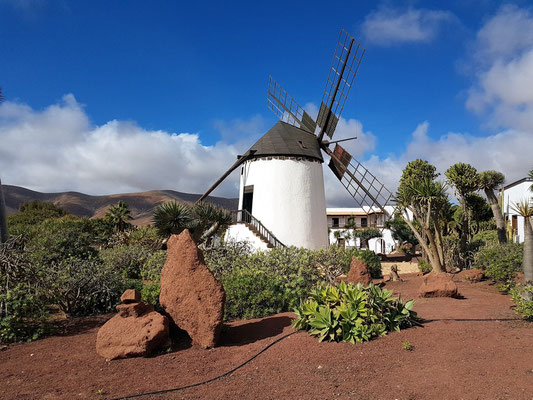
[511, 200, 533, 288]
[293, 281, 420, 343]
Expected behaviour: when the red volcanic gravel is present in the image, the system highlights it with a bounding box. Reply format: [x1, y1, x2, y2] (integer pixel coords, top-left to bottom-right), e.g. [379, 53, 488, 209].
[1, 274, 533, 400]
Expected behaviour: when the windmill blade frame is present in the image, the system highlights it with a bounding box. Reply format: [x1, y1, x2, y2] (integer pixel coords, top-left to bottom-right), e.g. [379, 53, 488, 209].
[317, 29, 365, 141]
[267, 76, 317, 134]
[324, 144, 393, 216]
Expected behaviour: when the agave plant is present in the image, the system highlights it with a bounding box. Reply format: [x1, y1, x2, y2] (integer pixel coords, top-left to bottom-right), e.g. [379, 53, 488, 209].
[293, 281, 420, 343]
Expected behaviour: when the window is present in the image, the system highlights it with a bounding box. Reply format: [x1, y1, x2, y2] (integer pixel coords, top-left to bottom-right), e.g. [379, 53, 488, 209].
[332, 217, 339, 227]
[361, 217, 367, 227]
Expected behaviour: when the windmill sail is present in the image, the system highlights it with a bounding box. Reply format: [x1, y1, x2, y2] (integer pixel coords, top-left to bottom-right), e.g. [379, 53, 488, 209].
[267, 76, 316, 134]
[317, 29, 364, 140]
[325, 144, 393, 215]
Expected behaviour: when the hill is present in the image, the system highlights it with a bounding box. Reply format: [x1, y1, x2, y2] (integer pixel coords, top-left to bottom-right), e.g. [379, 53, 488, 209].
[2, 185, 238, 226]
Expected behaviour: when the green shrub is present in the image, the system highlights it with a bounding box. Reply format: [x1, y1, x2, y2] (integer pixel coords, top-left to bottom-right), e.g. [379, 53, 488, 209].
[293, 282, 420, 343]
[221, 269, 289, 320]
[418, 259, 432, 274]
[43, 257, 125, 316]
[24, 216, 98, 266]
[474, 242, 523, 282]
[472, 230, 499, 247]
[351, 249, 382, 278]
[7, 201, 67, 235]
[510, 285, 533, 320]
[140, 251, 167, 282]
[100, 244, 153, 279]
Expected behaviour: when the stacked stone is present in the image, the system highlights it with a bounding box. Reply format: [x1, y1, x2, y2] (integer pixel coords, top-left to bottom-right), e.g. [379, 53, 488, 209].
[96, 289, 170, 360]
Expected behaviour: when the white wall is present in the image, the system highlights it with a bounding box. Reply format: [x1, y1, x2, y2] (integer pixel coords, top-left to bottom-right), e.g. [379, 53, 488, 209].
[502, 180, 533, 243]
[238, 158, 329, 250]
[328, 227, 397, 254]
[225, 224, 269, 252]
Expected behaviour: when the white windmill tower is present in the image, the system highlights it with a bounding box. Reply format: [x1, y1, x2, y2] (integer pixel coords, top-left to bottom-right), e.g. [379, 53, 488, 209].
[198, 29, 393, 250]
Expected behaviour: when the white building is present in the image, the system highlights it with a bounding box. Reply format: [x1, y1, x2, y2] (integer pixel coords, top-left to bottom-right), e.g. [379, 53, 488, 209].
[327, 206, 398, 254]
[500, 177, 533, 243]
[225, 121, 329, 251]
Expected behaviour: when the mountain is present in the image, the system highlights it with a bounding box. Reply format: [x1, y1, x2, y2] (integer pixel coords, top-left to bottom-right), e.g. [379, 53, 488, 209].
[2, 185, 238, 226]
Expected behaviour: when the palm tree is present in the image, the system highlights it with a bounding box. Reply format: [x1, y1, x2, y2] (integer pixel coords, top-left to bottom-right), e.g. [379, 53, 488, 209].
[105, 200, 133, 232]
[529, 169, 533, 192]
[191, 201, 232, 244]
[511, 200, 533, 287]
[153, 201, 232, 244]
[478, 170, 507, 244]
[153, 201, 194, 237]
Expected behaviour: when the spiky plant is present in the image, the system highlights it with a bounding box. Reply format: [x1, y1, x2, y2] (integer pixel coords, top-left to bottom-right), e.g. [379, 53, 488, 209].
[153, 201, 195, 237]
[105, 200, 133, 232]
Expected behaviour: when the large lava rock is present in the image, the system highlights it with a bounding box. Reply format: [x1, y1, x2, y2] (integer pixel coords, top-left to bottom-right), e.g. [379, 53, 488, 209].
[455, 268, 484, 282]
[418, 274, 458, 298]
[96, 294, 169, 360]
[345, 258, 372, 286]
[159, 230, 225, 348]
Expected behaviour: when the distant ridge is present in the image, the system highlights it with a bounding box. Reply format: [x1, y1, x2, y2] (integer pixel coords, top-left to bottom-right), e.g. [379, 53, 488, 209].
[3, 185, 238, 226]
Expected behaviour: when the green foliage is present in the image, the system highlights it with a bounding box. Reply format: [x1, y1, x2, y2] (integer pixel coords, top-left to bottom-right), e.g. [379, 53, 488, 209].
[105, 200, 133, 232]
[418, 259, 432, 274]
[401, 340, 414, 351]
[42, 257, 124, 316]
[221, 269, 289, 320]
[8, 201, 67, 235]
[153, 201, 232, 243]
[472, 230, 499, 247]
[478, 170, 505, 191]
[510, 285, 533, 320]
[140, 250, 167, 282]
[100, 244, 152, 279]
[24, 216, 98, 266]
[474, 242, 523, 282]
[293, 282, 420, 343]
[445, 163, 479, 199]
[384, 216, 418, 247]
[353, 228, 382, 249]
[204, 243, 383, 320]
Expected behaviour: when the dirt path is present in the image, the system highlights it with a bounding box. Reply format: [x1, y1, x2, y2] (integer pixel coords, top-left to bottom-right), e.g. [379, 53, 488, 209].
[2, 274, 533, 400]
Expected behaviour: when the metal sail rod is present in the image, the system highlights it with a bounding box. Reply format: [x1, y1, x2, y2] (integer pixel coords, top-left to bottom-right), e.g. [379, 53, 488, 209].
[0, 178, 9, 243]
[317, 37, 355, 144]
[322, 144, 390, 217]
[196, 150, 256, 203]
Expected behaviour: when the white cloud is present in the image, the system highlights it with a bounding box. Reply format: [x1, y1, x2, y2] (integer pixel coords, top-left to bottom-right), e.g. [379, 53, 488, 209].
[466, 5, 533, 132]
[324, 121, 533, 207]
[361, 6, 455, 46]
[0, 95, 243, 197]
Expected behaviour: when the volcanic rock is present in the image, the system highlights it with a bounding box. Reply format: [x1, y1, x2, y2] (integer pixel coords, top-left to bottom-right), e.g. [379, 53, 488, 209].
[96, 311, 169, 360]
[121, 289, 141, 304]
[345, 258, 372, 286]
[116, 302, 153, 318]
[419, 274, 458, 298]
[159, 230, 225, 348]
[456, 268, 484, 282]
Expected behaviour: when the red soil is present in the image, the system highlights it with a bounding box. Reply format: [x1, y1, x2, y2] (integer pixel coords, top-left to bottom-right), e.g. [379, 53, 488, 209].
[2, 274, 533, 400]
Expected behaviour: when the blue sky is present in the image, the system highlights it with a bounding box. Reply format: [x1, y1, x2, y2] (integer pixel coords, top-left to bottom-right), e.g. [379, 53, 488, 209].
[1, 0, 532, 205]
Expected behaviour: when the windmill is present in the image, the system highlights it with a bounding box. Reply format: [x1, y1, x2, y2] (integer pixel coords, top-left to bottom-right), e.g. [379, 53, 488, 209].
[199, 29, 393, 250]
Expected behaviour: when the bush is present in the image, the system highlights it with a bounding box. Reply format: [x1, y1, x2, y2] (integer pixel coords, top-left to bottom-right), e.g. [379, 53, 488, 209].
[474, 242, 523, 282]
[293, 282, 420, 343]
[418, 259, 432, 274]
[221, 269, 289, 320]
[472, 230, 499, 247]
[7, 201, 67, 235]
[204, 243, 383, 320]
[100, 244, 153, 279]
[43, 257, 125, 316]
[24, 216, 98, 267]
[510, 285, 533, 320]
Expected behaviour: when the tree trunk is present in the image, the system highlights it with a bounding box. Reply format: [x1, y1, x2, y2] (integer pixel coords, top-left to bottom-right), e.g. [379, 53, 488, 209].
[523, 216, 533, 285]
[0, 178, 9, 243]
[459, 197, 468, 270]
[484, 188, 507, 244]
[434, 225, 445, 269]
[426, 227, 444, 273]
